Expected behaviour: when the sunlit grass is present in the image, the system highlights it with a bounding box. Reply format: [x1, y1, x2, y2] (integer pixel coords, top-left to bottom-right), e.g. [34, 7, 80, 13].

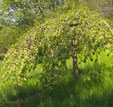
[0, 50, 113, 107]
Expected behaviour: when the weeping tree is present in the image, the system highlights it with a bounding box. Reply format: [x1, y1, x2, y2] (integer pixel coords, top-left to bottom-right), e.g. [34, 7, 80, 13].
[1, 7, 113, 88]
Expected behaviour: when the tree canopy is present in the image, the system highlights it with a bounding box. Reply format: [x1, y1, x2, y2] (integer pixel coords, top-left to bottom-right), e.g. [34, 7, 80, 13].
[1, 6, 113, 87]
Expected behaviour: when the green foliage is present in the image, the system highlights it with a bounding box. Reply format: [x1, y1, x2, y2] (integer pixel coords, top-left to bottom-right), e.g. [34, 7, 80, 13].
[0, 0, 79, 54]
[0, 54, 4, 60]
[0, 25, 24, 50]
[0, 1, 113, 106]
[1, 0, 67, 28]
[1, 7, 113, 89]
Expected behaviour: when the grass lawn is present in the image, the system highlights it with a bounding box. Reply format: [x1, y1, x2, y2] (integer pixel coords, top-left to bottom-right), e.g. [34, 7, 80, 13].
[0, 50, 113, 107]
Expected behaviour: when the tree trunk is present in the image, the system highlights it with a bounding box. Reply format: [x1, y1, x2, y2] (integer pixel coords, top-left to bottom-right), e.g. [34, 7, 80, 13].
[71, 38, 78, 77]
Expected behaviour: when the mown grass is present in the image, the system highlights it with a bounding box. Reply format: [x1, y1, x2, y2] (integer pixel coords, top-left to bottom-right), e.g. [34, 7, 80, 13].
[0, 50, 113, 107]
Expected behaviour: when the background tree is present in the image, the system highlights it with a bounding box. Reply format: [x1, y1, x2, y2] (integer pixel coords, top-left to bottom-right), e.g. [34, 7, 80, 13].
[0, 0, 68, 54]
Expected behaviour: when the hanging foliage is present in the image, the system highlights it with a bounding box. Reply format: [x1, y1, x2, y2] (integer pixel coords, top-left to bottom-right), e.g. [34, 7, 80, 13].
[1, 7, 113, 88]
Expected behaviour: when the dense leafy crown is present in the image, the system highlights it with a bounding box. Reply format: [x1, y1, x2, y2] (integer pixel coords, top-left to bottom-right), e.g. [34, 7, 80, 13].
[1, 7, 113, 84]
